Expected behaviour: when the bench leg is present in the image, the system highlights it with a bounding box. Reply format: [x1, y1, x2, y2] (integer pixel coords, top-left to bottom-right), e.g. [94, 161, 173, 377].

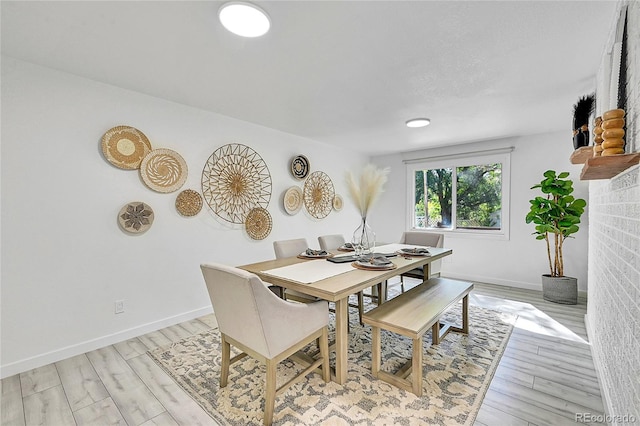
[371, 326, 381, 378]
[411, 337, 423, 396]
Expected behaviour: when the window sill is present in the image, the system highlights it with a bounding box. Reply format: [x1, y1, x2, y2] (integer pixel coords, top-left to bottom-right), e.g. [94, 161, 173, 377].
[578, 153, 640, 180]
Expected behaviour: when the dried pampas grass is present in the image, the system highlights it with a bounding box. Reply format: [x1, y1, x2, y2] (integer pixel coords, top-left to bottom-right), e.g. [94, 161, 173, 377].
[345, 164, 390, 217]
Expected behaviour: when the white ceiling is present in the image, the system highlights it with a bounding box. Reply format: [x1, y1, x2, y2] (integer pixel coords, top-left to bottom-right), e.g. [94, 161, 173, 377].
[1, 1, 619, 155]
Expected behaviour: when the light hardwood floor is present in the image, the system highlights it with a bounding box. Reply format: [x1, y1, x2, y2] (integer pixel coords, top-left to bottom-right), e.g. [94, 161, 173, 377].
[1, 280, 605, 425]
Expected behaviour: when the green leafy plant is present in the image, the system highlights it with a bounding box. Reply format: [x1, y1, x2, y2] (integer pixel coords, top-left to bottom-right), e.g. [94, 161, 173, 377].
[525, 170, 587, 277]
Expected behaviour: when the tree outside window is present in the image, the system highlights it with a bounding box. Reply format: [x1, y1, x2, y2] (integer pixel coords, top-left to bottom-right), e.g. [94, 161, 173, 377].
[414, 163, 502, 231]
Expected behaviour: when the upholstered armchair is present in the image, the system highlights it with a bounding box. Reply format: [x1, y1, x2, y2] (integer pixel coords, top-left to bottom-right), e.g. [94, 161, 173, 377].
[200, 262, 330, 426]
[398, 231, 445, 291]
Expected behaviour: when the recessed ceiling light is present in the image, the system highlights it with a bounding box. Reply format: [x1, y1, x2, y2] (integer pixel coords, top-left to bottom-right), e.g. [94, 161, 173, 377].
[219, 2, 270, 38]
[406, 118, 431, 128]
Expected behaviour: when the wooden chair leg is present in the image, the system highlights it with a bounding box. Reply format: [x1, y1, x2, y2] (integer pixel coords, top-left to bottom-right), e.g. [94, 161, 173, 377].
[357, 291, 364, 325]
[400, 276, 405, 293]
[264, 359, 277, 426]
[220, 335, 230, 387]
[462, 295, 469, 334]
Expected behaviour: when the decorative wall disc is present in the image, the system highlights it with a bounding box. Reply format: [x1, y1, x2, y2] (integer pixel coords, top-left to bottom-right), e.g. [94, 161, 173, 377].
[175, 189, 203, 217]
[201, 143, 272, 224]
[245, 207, 273, 240]
[290, 155, 310, 179]
[303, 171, 335, 219]
[333, 194, 344, 211]
[140, 148, 188, 193]
[101, 125, 152, 170]
[283, 186, 303, 215]
[118, 202, 154, 234]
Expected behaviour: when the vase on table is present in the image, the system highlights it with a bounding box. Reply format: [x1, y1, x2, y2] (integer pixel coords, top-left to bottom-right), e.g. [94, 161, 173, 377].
[352, 217, 375, 258]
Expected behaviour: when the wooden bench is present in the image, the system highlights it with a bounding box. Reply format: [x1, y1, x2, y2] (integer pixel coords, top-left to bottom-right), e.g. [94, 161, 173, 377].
[361, 277, 474, 396]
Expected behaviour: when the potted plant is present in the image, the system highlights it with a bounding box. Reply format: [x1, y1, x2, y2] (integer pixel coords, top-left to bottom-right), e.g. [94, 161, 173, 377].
[525, 170, 587, 304]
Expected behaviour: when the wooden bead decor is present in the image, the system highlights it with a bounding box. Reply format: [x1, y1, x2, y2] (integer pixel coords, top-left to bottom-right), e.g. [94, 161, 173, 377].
[600, 109, 626, 157]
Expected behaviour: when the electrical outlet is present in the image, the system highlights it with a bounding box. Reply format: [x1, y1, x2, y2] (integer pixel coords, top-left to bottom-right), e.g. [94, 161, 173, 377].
[115, 300, 125, 314]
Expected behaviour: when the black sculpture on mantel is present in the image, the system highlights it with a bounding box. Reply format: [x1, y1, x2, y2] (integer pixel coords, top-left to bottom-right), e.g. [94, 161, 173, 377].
[572, 94, 595, 149]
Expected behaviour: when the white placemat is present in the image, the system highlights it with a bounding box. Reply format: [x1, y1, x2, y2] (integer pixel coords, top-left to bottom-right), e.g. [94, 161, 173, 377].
[262, 261, 355, 284]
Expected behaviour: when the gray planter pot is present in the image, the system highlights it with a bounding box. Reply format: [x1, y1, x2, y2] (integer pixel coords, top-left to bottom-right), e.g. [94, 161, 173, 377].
[541, 275, 578, 305]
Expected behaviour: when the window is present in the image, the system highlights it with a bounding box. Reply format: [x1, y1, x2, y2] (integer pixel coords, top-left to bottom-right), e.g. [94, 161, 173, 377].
[406, 150, 510, 239]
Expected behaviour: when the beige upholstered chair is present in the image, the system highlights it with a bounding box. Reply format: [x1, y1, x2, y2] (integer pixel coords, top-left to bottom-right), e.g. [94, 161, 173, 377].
[317, 234, 346, 252]
[398, 231, 445, 292]
[200, 262, 330, 426]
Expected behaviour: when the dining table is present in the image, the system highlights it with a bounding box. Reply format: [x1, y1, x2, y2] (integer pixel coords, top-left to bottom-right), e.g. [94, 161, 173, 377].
[238, 243, 453, 385]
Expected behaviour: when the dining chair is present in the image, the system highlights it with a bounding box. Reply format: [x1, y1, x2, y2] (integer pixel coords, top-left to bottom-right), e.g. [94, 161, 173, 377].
[398, 231, 444, 292]
[200, 262, 330, 426]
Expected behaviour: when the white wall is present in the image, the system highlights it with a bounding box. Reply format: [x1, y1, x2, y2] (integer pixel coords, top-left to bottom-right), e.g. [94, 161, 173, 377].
[0, 57, 367, 377]
[371, 133, 590, 292]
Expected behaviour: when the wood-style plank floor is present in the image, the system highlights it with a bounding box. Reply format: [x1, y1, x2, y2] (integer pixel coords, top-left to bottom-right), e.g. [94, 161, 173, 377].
[1, 279, 605, 425]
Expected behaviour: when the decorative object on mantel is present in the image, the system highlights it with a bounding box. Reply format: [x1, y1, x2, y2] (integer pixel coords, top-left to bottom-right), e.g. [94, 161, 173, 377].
[201, 143, 272, 224]
[592, 116, 603, 157]
[303, 171, 335, 219]
[283, 186, 303, 215]
[101, 125, 152, 170]
[140, 148, 188, 193]
[526, 171, 586, 304]
[175, 189, 203, 217]
[571, 94, 595, 150]
[290, 155, 310, 179]
[332, 194, 343, 211]
[346, 164, 390, 257]
[245, 207, 272, 240]
[600, 109, 626, 156]
[118, 201, 154, 234]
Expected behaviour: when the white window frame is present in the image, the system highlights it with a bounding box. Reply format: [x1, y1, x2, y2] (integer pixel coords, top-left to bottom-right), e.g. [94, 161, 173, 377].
[405, 149, 511, 240]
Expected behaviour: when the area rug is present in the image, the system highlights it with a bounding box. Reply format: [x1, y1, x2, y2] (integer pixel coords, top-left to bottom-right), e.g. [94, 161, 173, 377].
[149, 299, 515, 425]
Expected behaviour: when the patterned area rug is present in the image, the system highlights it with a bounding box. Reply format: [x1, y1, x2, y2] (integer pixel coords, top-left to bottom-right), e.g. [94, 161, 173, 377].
[149, 298, 515, 425]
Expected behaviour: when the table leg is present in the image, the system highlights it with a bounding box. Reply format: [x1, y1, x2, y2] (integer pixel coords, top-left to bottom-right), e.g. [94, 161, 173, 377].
[334, 298, 349, 384]
[422, 263, 431, 283]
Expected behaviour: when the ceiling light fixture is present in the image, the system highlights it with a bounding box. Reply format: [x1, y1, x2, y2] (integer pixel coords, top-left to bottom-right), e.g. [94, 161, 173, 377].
[406, 118, 431, 128]
[219, 2, 271, 38]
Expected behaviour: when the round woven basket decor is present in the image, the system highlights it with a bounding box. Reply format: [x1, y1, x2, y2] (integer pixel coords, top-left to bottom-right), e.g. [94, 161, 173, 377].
[333, 194, 344, 211]
[245, 207, 272, 240]
[175, 189, 203, 217]
[283, 186, 303, 215]
[140, 148, 188, 193]
[290, 155, 310, 179]
[101, 125, 152, 170]
[118, 202, 154, 234]
[303, 171, 335, 219]
[201, 143, 272, 224]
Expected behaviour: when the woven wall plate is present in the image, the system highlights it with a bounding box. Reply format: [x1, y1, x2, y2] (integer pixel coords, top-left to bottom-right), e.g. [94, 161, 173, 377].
[333, 194, 344, 211]
[175, 189, 203, 217]
[283, 186, 303, 215]
[140, 148, 188, 193]
[118, 202, 154, 234]
[201, 143, 272, 224]
[290, 155, 310, 179]
[303, 171, 335, 219]
[245, 207, 272, 240]
[101, 126, 152, 170]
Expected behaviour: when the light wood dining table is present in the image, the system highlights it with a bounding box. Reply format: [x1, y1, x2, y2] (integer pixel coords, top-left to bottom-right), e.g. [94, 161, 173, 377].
[238, 243, 453, 385]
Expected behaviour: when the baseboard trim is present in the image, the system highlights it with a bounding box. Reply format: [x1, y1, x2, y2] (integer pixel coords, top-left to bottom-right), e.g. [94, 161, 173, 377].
[441, 270, 588, 299]
[0, 306, 213, 379]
